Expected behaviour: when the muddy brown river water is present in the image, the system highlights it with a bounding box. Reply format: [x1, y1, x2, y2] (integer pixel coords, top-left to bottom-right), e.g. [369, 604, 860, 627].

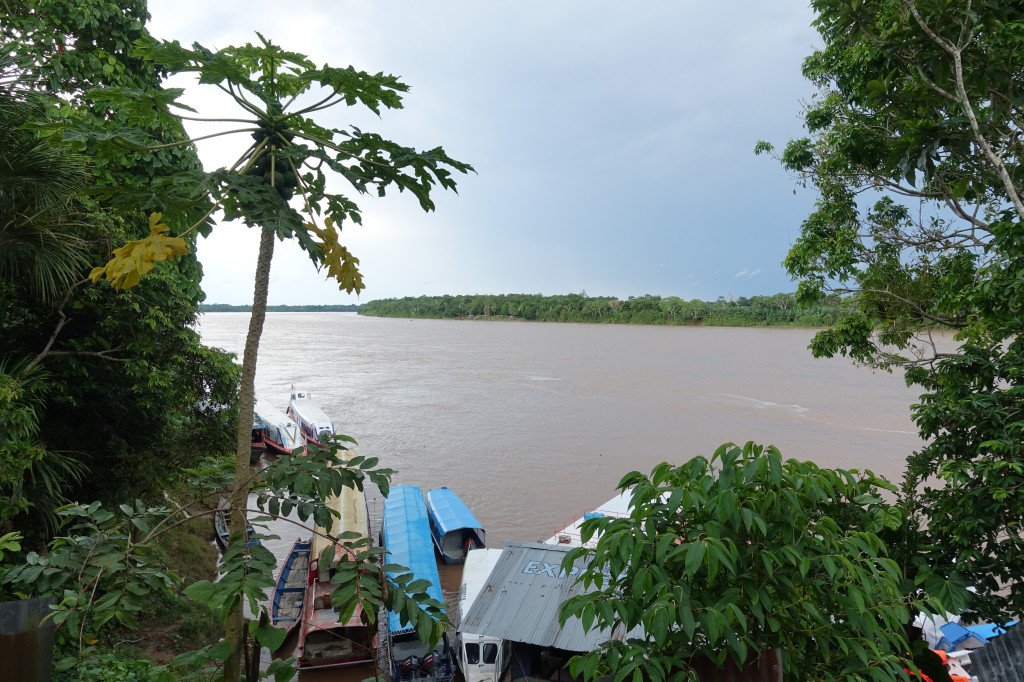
[198, 312, 926, 680]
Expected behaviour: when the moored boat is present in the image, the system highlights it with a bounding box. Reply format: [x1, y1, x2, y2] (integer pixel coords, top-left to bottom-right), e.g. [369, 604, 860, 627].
[213, 498, 261, 551]
[425, 487, 485, 564]
[250, 411, 266, 463]
[382, 485, 456, 682]
[296, 469, 376, 669]
[255, 397, 303, 455]
[288, 388, 336, 447]
[271, 537, 311, 636]
[454, 548, 508, 682]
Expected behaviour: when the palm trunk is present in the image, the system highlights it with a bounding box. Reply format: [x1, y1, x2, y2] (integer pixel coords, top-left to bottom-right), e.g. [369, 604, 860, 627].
[224, 225, 276, 681]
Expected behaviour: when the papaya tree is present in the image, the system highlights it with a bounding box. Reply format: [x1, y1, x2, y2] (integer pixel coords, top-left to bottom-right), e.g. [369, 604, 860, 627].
[55, 34, 472, 679]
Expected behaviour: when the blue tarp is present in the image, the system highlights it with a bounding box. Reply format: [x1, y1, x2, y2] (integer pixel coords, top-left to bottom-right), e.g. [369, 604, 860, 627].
[426, 487, 484, 536]
[967, 622, 1017, 640]
[938, 621, 986, 650]
[382, 485, 443, 635]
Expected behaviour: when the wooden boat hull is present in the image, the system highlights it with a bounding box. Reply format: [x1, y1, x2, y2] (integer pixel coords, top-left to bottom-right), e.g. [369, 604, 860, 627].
[213, 498, 261, 551]
[271, 538, 311, 636]
[297, 474, 376, 668]
[296, 580, 376, 668]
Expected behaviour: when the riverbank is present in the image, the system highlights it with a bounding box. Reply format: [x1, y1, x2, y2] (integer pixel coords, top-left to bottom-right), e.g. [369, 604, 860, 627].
[200, 292, 851, 328]
[357, 292, 849, 327]
[51, 505, 222, 681]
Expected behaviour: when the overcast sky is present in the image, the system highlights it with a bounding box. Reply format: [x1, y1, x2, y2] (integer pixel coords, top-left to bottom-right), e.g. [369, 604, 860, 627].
[147, 1, 822, 306]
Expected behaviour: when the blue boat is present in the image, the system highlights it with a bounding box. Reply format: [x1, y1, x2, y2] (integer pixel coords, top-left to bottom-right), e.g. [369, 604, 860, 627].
[271, 537, 311, 636]
[382, 485, 456, 682]
[425, 487, 485, 565]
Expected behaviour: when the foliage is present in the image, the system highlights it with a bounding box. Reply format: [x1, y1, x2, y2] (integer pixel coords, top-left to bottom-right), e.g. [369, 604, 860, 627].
[52, 644, 162, 682]
[0, 73, 90, 300]
[53, 28, 471, 679]
[559, 442, 938, 682]
[89, 212, 189, 289]
[1, 442, 445, 680]
[758, 1, 1024, 622]
[0, 359, 87, 532]
[359, 291, 850, 326]
[1, 0, 239, 534]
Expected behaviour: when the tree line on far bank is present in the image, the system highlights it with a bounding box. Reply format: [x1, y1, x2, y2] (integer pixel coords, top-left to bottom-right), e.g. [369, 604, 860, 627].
[358, 292, 851, 327]
[200, 303, 360, 313]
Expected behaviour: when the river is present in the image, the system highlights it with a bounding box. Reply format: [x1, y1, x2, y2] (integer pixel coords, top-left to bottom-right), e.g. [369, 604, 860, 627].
[198, 312, 925, 680]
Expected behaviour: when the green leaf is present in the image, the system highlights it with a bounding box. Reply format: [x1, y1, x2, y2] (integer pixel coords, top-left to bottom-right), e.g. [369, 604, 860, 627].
[255, 624, 288, 651]
[684, 541, 706, 578]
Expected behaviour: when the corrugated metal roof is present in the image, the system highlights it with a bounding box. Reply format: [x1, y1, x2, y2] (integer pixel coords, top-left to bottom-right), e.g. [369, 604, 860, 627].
[382, 485, 444, 636]
[426, 487, 484, 535]
[460, 541, 630, 652]
[970, 621, 1024, 682]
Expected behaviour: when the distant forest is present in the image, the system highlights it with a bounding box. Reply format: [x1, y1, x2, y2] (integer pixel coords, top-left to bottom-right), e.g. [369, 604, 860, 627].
[359, 293, 851, 327]
[200, 303, 360, 312]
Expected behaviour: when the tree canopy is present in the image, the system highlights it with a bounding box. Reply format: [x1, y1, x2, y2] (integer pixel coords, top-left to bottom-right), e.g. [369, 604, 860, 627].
[559, 442, 935, 682]
[1, 1, 238, 536]
[758, 0, 1024, 622]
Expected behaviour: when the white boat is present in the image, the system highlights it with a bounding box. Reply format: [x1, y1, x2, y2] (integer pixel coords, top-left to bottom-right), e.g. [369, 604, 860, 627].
[254, 397, 303, 455]
[455, 548, 509, 682]
[544, 489, 633, 547]
[288, 389, 336, 446]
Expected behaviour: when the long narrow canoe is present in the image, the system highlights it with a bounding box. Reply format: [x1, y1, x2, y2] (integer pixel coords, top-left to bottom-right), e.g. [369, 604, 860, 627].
[271, 538, 311, 635]
[213, 498, 261, 551]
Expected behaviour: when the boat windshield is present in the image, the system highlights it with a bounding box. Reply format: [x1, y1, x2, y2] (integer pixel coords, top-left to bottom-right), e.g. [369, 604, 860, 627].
[465, 643, 479, 664]
[482, 643, 497, 665]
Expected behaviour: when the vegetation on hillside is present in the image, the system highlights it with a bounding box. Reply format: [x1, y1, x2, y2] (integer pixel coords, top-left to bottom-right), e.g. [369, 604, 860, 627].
[1, 1, 238, 542]
[2, 2, 471, 680]
[359, 292, 851, 326]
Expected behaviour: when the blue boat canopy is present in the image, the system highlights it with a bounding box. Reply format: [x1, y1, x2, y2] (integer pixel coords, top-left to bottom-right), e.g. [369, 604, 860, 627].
[427, 487, 484, 536]
[382, 485, 445, 636]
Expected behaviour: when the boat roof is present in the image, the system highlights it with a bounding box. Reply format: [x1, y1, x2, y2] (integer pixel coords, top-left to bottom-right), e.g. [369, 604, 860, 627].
[310, 460, 369, 560]
[382, 485, 444, 635]
[254, 397, 298, 428]
[544, 489, 633, 547]
[289, 391, 335, 428]
[458, 548, 504, 622]
[426, 487, 483, 536]
[310, 492, 345, 560]
[461, 541, 635, 651]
